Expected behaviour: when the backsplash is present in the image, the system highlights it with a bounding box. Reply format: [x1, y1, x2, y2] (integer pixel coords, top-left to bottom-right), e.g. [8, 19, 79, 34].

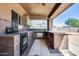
[0, 18, 11, 34]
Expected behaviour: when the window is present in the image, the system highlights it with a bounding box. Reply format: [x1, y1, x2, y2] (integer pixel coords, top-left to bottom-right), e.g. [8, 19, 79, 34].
[30, 20, 47, 29]
[53, 4, 79, 27]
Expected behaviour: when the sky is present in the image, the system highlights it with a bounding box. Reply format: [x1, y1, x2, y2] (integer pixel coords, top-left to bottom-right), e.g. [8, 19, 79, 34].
[53, 3, 79, 27]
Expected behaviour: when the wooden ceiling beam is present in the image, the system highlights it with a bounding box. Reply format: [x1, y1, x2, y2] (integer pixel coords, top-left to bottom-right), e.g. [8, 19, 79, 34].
[48, 3, 61, 18]
[49, 3, 73, 20]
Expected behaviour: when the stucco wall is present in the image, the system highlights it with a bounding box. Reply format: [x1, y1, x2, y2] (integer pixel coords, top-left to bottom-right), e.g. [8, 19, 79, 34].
[54, 33, 68, 50]
[52, 26, 79, 33]
[54, 33, 64, 49]
[0, 3, 27, 20]
[49, 19, 53, 31]
[59, 35, 68, 49]
[0, 3, 27, 34]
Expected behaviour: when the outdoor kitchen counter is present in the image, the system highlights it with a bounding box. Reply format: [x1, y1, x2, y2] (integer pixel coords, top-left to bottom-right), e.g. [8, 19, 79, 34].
[48, 31, 79, 56]
[0, 34, 20, 56]
[0, 30, 34, 56]
[0, 30, 33, 37]
[48, 31, 79, 35]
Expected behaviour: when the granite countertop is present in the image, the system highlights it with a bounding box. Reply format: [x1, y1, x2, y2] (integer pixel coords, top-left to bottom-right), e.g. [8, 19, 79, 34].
[0, 30, 33, 36]
[0, 32, 19, 36]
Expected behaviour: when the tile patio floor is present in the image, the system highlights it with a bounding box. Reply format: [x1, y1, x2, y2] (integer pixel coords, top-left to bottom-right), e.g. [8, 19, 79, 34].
[28, 39, 70, 56]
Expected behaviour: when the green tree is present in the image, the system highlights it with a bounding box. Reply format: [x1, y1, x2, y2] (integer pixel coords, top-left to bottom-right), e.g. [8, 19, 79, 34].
[65, 18, 79, 27]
